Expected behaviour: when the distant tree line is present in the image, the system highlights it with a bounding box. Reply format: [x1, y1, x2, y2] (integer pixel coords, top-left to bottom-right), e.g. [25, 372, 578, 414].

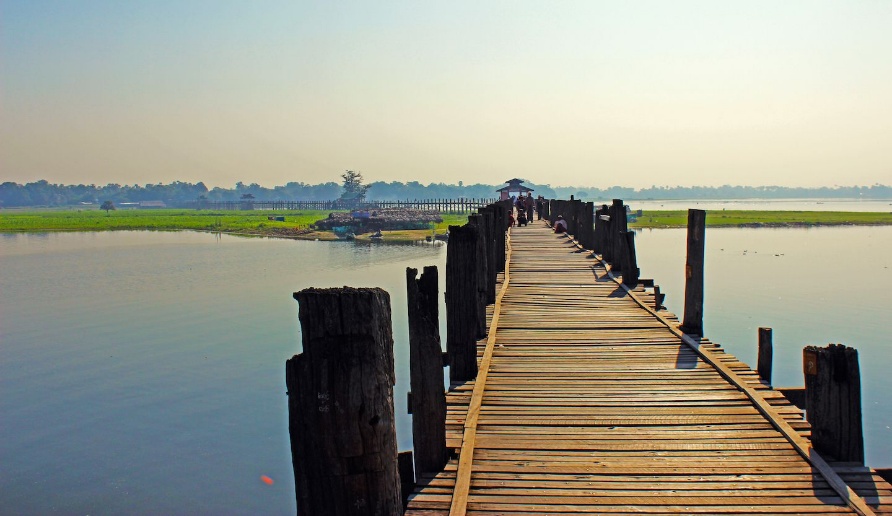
[1, 179, 890, 208]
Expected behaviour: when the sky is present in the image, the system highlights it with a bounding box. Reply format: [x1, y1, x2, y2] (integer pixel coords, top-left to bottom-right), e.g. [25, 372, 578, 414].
[2, 1, 890, 189]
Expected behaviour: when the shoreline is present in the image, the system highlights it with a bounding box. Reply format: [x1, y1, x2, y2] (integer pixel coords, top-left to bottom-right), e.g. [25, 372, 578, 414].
[2, 209, 892, 243]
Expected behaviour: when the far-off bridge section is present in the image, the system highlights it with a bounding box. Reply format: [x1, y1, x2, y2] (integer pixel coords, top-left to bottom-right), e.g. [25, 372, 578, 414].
[283, 198, 892, 515]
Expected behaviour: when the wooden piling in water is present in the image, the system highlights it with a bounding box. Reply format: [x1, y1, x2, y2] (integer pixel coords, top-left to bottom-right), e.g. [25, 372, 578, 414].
[446, 223, 480, 382]
[594, 204, 609, 256]
[620, 231, 639, 286]
[286, 287, 401, 515]
[580, 201, 595, 250]
[477, 207, 497, 304]
[569, 199, 581, 238]
[467, 214, 489, 338]
[608, 200, 627, 272]
[680, 209, 706, 336]
[406, 266, 448, 477]
[804, 344, 864, 464]
[757, 327, 773, 385]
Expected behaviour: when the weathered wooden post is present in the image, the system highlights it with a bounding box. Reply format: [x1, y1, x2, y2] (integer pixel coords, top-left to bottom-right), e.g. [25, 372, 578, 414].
[608, 199, 627, 271]
[580, 202, 595, 250]
[757, 327, 773, 385]
[569, 198, 580, 238]
[653, 285, 664, 310]
[477, 207, 497, 304]
[446, 223, 480, 382]
[495, 201, 508, 273]
[620, 231, 639, 286]
[398, 451, 414, 510]
[467, 214, 489, 337]
[286, 287, 401, 515]
[680, 209, 706, 336]
[594, 204, 608, 255]
[406, 267, 448, 478]
[803, 344, 864, 464]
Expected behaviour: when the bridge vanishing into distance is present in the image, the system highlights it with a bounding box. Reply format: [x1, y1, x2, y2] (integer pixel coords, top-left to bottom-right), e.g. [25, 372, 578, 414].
[286, 199, 892, 515]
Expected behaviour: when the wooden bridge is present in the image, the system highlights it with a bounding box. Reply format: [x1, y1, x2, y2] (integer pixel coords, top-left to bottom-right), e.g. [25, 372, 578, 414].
[286, 200, 891, 515]
[403, 221, 891, 515]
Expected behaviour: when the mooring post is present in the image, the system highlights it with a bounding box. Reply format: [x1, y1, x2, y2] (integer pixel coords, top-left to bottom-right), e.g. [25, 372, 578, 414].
[446, 223, 480, 382]
[804, 344, 864, 464]
[406, 266, 448, 477]
[287, 287, 401, 515]
[653, 285, 664, 310]
[680, 209, 706, 336]
[757, 327, 773, 386]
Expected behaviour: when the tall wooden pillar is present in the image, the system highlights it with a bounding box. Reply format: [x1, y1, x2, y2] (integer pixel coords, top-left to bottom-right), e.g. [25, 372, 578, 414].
[680, 209, 706, 336]
[287, 287, 401, 515]
[620, 231, 639, 286]
[477, 207, 497, 304]
[757, 327, 773, 385]
[581, 201, 595, 250]
[467, 214, 488, 338]
[406, 267, 448, 477]
[446, 223, 480, 382]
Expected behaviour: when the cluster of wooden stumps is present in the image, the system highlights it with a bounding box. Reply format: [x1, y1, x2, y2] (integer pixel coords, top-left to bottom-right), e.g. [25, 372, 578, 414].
[284, 197, 874, 515]
[285, 200, 511, 515]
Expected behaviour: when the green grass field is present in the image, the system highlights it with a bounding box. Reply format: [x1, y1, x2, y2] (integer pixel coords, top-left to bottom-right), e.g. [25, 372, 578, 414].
[0, 208, 471, 237]
[629, 210, 892, 228]
[2, 208, 890, 240]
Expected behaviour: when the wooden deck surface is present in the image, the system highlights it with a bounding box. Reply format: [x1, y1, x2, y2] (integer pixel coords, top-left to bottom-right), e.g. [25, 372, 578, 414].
[405, 222, 892, 515]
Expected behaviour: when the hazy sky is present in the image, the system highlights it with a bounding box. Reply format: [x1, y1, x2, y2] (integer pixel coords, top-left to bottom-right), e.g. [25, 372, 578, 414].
[2, 1, 890, 189]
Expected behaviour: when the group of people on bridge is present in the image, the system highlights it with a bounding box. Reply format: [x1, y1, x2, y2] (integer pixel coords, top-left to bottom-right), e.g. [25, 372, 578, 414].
[508, 193, 544, 227]
[507, 193, 569, 234]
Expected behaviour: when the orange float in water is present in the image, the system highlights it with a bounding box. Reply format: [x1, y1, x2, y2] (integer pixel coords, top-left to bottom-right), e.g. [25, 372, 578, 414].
[260, 475, 274, 485]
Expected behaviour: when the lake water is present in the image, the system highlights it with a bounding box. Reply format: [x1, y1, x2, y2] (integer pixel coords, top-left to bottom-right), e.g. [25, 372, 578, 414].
[2, 225, 891, 514]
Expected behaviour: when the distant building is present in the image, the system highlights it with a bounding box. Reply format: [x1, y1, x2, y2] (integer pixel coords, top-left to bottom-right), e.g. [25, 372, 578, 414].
[139, 200, 167, 209]
[497, 178, 534, 201]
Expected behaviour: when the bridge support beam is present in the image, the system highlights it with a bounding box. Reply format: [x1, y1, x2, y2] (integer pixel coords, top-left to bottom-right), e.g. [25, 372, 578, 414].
[468, 214, 489, 338]
[287, 287, 401, 515]
[620, 231, 639, 286]
[446, 223, 481, 381]
[406, 266, 448, 477]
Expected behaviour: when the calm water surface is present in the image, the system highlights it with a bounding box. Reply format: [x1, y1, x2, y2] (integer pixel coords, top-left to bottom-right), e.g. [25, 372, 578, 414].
[1, 231, 447, 515]
[2, 226, 891, 514]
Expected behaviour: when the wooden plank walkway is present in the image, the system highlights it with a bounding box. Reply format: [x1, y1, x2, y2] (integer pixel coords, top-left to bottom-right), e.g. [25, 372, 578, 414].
[406, 222, 892, 515]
